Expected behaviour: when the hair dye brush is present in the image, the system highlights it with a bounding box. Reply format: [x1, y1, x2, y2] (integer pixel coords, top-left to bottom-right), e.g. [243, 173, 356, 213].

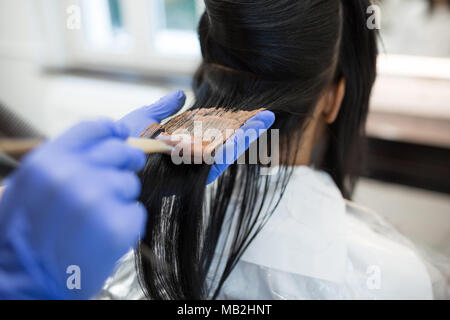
[140, 107, 265, 157]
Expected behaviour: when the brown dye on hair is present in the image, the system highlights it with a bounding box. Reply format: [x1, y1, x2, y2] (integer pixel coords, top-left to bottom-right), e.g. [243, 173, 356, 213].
[140, 108, 264, 153]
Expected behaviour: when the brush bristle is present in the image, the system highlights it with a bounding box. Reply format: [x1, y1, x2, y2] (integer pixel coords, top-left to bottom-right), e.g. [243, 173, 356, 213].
[140, 108, 264, 153]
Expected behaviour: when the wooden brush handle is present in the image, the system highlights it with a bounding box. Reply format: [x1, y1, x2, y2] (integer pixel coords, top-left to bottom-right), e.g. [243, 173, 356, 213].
[0, 137, 173, 158]
[0, 138, 42, 157]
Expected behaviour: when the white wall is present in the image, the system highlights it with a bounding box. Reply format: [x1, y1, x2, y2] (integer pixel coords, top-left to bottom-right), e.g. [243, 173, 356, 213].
[0, 0, 44, 128]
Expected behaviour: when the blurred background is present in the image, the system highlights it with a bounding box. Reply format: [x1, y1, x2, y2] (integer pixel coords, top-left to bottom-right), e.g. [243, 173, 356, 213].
[0, 0, 449, 257]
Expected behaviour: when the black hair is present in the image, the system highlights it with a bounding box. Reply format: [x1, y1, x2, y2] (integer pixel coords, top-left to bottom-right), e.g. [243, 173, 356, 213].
[136, 0, 378, 300]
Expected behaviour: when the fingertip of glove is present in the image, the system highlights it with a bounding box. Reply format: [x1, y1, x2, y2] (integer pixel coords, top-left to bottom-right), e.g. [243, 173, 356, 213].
[165, 90, 185, 102]
[175, 89, 185, 98]
[256, 110, 275, 128]
[134, 150, 147, 171]
[206, 166, 220, 185]
[174, 90, 186, 105]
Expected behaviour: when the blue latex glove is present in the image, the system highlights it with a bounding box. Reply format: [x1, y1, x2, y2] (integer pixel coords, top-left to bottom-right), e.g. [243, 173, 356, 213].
[0, 91, 188, 300]
[0, 119, 148, 300]
[117, 90, 275, 184]
[0, 90, 274, 299]
[118, 90, 186, 138]
[205, 110, 275, 184]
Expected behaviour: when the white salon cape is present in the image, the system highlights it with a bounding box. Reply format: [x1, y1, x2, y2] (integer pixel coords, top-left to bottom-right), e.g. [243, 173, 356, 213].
[98, 166, 449, 300]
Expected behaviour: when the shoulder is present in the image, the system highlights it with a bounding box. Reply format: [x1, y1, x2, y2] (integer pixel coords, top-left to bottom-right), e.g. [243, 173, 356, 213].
[235, 167, 434, 299]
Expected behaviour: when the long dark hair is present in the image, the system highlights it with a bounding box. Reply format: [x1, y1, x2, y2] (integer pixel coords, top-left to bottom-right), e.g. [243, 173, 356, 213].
[136, 0, 377, 299]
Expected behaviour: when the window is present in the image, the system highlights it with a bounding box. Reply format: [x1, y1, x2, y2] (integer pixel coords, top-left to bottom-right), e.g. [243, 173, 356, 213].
[81, 0, 131, 50]
[40, 0, 449, 78]
[40, 0, 203, 75]
[152, 0, 204, 56]
[159, 0, 200, 31]
[375, 0, 450, 78]
[379, 0, 450, 58]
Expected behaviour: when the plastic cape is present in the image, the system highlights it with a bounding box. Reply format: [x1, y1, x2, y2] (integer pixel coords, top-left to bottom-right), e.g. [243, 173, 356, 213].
[97, 166, 449, 300]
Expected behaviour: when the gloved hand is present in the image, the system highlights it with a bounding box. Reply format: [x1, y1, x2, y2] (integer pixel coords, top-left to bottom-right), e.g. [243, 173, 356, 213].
[0, 91, 188, 300]
[117, 90, 275, 184]
[0, 119, 147, 299]
[205, 110, 275, 184]
[0, 90, 274, 300]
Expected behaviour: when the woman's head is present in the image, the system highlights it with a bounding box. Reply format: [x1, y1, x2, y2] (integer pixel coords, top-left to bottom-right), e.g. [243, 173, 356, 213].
[194, 0, 378, 196]
[137, 0, 378, 299]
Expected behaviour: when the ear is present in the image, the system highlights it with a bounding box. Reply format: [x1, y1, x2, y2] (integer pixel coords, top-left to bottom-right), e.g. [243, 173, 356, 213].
[323, 78, 346, 124]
